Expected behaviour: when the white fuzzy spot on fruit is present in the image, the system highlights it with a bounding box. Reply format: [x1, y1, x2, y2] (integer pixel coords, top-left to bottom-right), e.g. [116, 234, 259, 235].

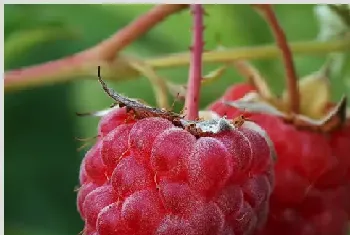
[195, 117, 235, 133]
[242, 121, 277, 161]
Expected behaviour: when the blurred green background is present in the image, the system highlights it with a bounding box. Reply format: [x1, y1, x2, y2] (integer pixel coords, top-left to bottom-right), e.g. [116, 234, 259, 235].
[4, 4, 350, 235]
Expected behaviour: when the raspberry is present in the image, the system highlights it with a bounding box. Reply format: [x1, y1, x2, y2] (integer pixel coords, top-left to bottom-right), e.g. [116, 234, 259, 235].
[208, 84, 350, 235]
[76, 106, 275, 235]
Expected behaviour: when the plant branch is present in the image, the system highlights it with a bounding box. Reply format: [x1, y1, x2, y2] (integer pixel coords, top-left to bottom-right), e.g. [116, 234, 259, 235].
[184, 4, 204, 120]
[146, 38, 350, 68]
[4, 4, 188, 91]
[5, 38, 350, 91]
[254, 4, 300, 114]
[91, 4, 188, 61]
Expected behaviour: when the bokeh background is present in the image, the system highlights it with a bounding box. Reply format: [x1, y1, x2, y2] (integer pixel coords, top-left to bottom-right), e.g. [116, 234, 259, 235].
[4, 4, 350, 235]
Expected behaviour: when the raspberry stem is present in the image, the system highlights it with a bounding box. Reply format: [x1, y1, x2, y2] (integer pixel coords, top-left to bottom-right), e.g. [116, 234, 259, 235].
[184, 4, 204, 120]
[94, 4, 188, 61]
[147, 38, 350, 70]
[4, 4, 188, 91]
[254, 4, 300, 114]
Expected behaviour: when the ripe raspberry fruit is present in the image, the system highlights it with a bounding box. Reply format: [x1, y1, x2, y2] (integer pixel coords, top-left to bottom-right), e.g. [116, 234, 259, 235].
[76, 98, 275, 235]
[208, 77, 350, 235]
[76, 5, 276, 234]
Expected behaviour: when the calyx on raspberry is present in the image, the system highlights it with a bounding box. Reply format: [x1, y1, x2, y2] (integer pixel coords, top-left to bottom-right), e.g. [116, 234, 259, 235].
[219, 61, 348, 133]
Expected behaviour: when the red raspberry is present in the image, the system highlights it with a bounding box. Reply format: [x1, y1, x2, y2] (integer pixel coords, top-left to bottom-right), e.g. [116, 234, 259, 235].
[76, 107, 275, 235]
[208, 84, 350, 235]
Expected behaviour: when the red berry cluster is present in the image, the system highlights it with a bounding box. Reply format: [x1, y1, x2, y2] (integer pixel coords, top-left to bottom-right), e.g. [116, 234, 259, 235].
[209, 84, 350, 235]
[77, 106, 275, 235]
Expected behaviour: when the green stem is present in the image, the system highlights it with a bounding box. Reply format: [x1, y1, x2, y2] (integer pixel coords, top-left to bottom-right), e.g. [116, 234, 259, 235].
[4, 38, 350, 92]
[146, 39, 350, 68]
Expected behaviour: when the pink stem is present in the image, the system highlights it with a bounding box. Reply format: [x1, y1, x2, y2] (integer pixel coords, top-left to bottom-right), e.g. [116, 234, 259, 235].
[254, 4, 299, 114]
[184, 4, 204, 120]
[5, 5, 188, 91]
[95, 4, 188, 61]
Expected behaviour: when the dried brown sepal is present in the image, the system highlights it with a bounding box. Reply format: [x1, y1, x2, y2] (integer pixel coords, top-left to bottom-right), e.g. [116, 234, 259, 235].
[97, 66, 251, 138]
[290, 95, 347, 132]
[223, 92, 287, 118]
[232, 115, 249, 128]
[98, 75, 212, 138]
[225, 92, 347, 133]
[98, 71, 182, 121]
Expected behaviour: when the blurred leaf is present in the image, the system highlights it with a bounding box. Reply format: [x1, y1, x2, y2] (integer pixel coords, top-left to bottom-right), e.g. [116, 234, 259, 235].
[314, 4, 350, 41]
[328, 4, 350, 28]
[5, 26, 80, 65]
